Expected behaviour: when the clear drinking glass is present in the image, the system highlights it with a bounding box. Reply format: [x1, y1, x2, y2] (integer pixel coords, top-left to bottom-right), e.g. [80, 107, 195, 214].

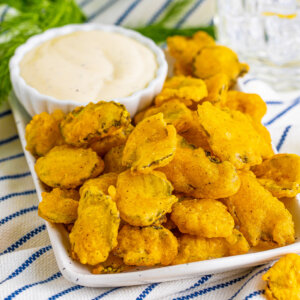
[215, 0, 300, 90]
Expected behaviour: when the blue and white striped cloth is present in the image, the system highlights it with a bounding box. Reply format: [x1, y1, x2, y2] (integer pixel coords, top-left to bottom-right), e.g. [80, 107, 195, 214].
[1, 0, 300, 299]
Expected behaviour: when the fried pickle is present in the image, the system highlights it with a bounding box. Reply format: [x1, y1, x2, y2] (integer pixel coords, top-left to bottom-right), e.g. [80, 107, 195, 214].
[103, 145, 127, 174]
[122, 113, 177, 173]
[60, 101, 130, 147]
[158, 136, 240, 198]
[225, 171, 295, 247]
[192, 45, 249, 86]
[167, 31, 215, 76]
[79, 172, 118, 197]
[114, 224, 178, 266]
[154, 76, 207, 107]
[92, 253, 128, 274]
[25, 110, 65, 157]
[179, 111, 212, 151]
[135, 100, 193, 133]
[38, 188, 79, 224]
[262, 253, 300, 300]
[35, 145, 104, 188]
[197, 102, 272, 169]
[116, 170, 178, 226]
[90, 124, 134, 156]
[252, 154, 300, 198]
[171, 199, 234, 238]
[69, 186, 120, 265]
[173, 229, 249, 265]
[225, 91, 267, 122]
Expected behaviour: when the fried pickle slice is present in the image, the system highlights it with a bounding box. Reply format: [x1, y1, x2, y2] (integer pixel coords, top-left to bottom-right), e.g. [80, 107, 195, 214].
[158, 136, 240, 198]
[154, 76, 208, 107]
[134, 100, 193, 133]
[225, 91, 267, 122]
[192, 46, 249, 86]
[179, 111, 212, 151]
[69, 186, 120, 265]
[262, 253, 300, 300]
[92, 253, 130, 274]
[171, 199, 234, 238]
[38, 188, 79, 224]
[104, 145, 127, 174]
[116, 170, 178, 226]
[79, 172, 118, 197]
[225, 171, 295, 247]
[90, 124, 134, 156]
[122, 113, 177, 173]
[197, 102, 272, 169]
[114, 224, 178, 266]
[173, 229, 249, 265]
[25, 110, 65, 157]
[252, 154, 300, 198]
[35, 145, 104, 188]
[202, 73, 229, 106]
[60, 101, 130, 147]
[167, 31, 215, 75]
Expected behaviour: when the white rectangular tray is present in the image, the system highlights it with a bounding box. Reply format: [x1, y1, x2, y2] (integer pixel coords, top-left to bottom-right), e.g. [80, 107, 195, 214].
[9, 92, 300, 288]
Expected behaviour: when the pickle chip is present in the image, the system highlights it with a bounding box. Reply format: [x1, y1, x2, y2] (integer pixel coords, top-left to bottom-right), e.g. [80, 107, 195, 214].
[60, 101, 130, 147]
[116, 170, 178, 226]
[114, 224, 178, 266]
[35, 145, 104, 188]
[122, 113, 177, 173]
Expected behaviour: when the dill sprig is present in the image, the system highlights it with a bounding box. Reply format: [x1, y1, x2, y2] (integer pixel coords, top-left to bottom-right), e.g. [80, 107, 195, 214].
[131, 0, 215, 44]
[0, 0, 86, 104]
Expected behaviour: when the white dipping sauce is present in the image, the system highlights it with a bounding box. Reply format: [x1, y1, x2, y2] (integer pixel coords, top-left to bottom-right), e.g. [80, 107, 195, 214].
[20, 30, 157, 102]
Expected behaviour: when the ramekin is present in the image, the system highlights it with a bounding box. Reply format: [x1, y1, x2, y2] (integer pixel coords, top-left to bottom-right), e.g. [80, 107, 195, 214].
[9, 23, 168, 117]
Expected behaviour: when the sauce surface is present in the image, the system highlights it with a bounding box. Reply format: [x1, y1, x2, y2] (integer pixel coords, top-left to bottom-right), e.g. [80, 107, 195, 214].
[20, 30, 157, 102]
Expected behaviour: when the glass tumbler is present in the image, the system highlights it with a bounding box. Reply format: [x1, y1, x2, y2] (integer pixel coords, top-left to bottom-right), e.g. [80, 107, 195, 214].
[215, 0, 300, 90]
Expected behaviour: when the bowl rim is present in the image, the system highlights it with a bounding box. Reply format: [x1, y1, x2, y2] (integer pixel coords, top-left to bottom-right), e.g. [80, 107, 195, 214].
[9, 23, 168, 108]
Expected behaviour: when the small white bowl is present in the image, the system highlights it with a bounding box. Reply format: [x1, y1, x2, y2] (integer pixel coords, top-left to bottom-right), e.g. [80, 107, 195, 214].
[9, 24, 168, 117]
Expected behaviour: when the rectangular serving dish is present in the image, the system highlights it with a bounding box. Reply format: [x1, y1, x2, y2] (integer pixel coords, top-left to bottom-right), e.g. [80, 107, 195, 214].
[9, 92, 300, 288]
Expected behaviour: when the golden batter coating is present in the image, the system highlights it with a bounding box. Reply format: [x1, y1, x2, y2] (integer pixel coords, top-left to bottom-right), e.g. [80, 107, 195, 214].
[60, 101, 130, 147]
[154, 76, 208, 107]
[167, 31, 215, 76]
[225, 91, 267, 122]
[122, 113, 177, 173]
[116, 170, 178, 226]
[173, 229, 249, 265]
[197, 102, 272, 169]
[79, 172, 118, 197]
[69, 186, 120, 265]
[192, 45, 249, 86]
[35, 145, 104, 188]
[201, 73, 229, 107]
[103, 145, 127, 174]
[158, 136, 240, 199]
[38, 188, 79, 224]
[90, 124, 134, 156]
[135, 100, 194, 133]
[179, 111, 212, 151]
[262, 253, 300, 300]
[252, 154, 300, 198]
[92, 253, 128, 274]
[114, 224, 178, 266]
[171, 199, 234, 238]
[225, 171, 295, 247]
[25, 110, 65, 157]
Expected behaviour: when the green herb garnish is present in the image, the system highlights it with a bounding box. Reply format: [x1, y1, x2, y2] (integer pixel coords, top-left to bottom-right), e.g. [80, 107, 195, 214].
[0, 0, 86, 104]
[131, 0, 215, 44]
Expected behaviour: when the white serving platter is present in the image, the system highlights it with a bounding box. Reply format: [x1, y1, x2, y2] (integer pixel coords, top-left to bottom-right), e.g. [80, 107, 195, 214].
[9, 92, 300, 288]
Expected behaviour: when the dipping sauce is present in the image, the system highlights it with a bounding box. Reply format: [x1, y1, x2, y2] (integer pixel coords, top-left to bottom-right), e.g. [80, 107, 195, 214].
[20, 30, 158, 102]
